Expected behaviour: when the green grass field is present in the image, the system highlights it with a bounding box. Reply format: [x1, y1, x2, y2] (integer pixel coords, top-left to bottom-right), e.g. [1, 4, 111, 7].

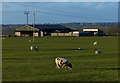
[2, 36, 119, 81]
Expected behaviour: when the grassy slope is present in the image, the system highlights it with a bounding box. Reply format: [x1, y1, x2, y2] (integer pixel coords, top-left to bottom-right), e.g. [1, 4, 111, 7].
[2, 36, 118, 81]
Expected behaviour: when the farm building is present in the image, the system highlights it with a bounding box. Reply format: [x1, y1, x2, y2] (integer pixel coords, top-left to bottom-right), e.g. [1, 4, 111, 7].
[35, 24, 72, 36]
[15, 24, 72, 37]
[72, 31, 93, 36]
[51, 32, 72, 36]
[68, 29, 104, 36]
[51, 29, 104, 36]
[15, 25, 43, 37]
[83, 28, 104, 36]
[15, 25, 104, 37]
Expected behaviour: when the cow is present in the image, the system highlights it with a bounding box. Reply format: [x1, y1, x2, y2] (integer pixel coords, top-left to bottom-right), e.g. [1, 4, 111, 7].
[93, 41, 98, 45]
[55, 57, 72, 69]
[29, 40, 31, 42]
[30, 46, 38, 51]
[94, 49, 102, 54]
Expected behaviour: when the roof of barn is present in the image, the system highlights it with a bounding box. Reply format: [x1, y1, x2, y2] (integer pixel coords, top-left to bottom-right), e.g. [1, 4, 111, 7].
[16, 25, 39, 31]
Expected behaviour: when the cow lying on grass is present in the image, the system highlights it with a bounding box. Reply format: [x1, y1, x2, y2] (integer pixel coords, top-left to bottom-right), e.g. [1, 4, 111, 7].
[30, 46, 38, 51]
[55, 57, 72, 69]
[94, 49, 102, 54]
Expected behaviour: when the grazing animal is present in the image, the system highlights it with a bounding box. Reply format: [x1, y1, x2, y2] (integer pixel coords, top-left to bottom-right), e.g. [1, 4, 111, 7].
[94, 49, 102, 54]
[1, 37, 5, 40]
[78, 48, 84, 50]
[29, 40, 31, 42]
[93, 41, 98, 45]
[30, 46, 38, 51]
[72, 37, 74, 39]
[55, 57, 72, 69]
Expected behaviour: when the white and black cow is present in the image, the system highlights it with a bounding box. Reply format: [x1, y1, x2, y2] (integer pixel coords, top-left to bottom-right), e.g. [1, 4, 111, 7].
[55, 57, 72, 69]
[30, 46, 38, 51]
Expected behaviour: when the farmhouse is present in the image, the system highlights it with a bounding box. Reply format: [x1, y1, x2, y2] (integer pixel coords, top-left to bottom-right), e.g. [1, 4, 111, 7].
[15, 25, 44, 37]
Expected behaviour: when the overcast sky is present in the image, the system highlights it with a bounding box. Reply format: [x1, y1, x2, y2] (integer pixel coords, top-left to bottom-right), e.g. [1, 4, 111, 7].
[2, 2, 118, 24]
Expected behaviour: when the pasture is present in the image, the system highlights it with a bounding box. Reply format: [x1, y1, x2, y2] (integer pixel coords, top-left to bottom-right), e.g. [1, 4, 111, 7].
[2, 36, 119, 81]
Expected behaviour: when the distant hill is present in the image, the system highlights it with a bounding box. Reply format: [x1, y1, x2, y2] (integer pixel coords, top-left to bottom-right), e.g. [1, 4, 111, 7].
[60, 22, 118, 30]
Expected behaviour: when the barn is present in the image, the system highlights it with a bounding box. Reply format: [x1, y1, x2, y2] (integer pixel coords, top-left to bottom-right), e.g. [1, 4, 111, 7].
[69, 29, 105, 36]
[15, 25, 43, 37]
[15, 24, 72, 37]
[83, 28, 104, 36]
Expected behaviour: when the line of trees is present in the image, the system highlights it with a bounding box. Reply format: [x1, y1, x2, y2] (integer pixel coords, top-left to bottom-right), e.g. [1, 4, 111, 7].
[98, 26, 119, 36]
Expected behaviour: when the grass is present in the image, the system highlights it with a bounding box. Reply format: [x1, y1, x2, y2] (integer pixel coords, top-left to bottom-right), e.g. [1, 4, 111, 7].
[2, 36, 119, 81]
